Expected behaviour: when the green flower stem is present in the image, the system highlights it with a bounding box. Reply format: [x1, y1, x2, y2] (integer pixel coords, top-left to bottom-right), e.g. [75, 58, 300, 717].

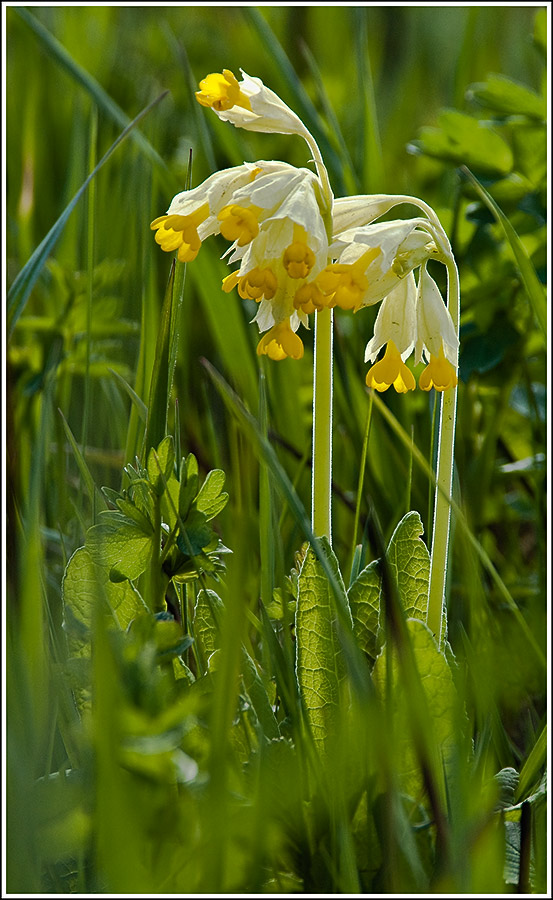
[312, 306, 333, 540]
[426, 258, 460, 644]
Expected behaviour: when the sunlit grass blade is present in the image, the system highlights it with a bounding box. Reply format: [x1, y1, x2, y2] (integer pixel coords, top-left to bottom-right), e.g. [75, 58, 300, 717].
[13, 7, 171, 183]
[143, 262, 175, 457]
[461, 165, 546, 333]
[515, 723, 546, 802]
[7, 90, 169, 338]
[258, 371, 274, 609]
[108, 368, 148, 424]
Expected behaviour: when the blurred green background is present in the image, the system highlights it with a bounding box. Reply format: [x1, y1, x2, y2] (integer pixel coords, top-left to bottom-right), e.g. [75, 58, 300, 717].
[6, 4, 547, 894]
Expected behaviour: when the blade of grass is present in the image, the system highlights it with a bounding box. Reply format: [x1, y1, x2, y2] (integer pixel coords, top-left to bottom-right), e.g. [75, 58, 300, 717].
[8, 90, 169, 338]
[515, 723, 546, 802]
[108, 369, 148, 424]
[353, 7, 385, 192]
[142, 261, 175, 456]
[461, 166, 546, 333]
[13, 7, 171, 182]
[58, 409, 105, 518]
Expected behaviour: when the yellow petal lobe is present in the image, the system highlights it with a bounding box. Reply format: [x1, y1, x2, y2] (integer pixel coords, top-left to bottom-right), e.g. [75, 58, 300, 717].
[365, 341, 416, 393]
[419, 348, 458, 392]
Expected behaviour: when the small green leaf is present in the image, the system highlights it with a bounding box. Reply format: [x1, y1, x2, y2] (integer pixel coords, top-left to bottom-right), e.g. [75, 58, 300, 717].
[409, 109, 513, 176]
[467, 74, 545, 120]
[195, 469, 229, 520]
[347, 559, 381, 666]
[179, 455, 199, 519]
[386, 511, 430, 621]
[178, 509, 213, 557]
[147, 435, 175, 495]
[115, 499, 153, 534]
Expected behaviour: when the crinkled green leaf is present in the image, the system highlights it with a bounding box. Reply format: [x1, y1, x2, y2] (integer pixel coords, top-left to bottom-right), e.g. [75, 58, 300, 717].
[372, 618, 459, 799]
[241, 648, 280, 740]
[347, 559, 381, 666]
[386, 511, 430, 621]
[295, 537, 350, 750]
[86, 514, 155, 581]
[194, 588, 223, 659]
[467, 74, 545, 120]
[409, 109, 513, 176]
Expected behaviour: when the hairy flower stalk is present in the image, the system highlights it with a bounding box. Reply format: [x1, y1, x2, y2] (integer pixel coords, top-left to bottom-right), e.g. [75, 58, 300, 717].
[151, 69, 459, 575]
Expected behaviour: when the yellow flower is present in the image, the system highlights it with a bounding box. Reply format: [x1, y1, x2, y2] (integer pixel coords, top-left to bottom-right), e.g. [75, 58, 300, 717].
[365, 342, 416, 393]
[419, 346, 458, 392]
[151, 160, 329, 355]
[195, 69, 252, 112]
[195, 68, 306, 138]
[256, 319, 304, 360]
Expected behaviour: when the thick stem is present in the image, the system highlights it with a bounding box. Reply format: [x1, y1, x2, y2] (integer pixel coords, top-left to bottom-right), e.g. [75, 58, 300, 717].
[426, 259, 460, 643]
[312, 306, 333, 540]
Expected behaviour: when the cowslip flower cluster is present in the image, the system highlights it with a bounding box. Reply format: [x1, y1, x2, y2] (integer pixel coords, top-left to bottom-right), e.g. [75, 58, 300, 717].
[151, 68, 458, 391]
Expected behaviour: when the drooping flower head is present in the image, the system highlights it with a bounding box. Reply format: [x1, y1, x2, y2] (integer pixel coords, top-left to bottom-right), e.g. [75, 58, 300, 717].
[151, 69, 459, 389]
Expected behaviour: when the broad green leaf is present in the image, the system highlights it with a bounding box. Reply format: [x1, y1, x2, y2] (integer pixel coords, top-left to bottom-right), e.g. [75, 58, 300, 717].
[62, 546, 146, 641]
[62, 546, 146, 712]
[467, 74, 545, 120]
[86, 514, 155, 581]
[386, 511, 430, 621]
[409, 109, 513, 176]
[372, 618, 459, 800]
[347, 559, 381, 666]
[295, 537, 351, 750]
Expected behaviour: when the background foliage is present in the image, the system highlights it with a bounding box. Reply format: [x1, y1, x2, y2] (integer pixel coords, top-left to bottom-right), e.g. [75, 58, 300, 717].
[6, 4, 547, 894]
